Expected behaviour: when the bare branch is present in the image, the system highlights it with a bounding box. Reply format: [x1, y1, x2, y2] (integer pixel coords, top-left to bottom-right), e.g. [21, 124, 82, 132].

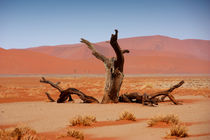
[110, 29, 124, 72]
[149, 80, 185, 105]
[40, 77, 63, 92]
[40, 77, 99, 103]
[58, 88, 99, 103]
[45, 92, 55, 102]
[150, 80, 184, 98]
[80, 38, 108, 63]
[119, 81, 184, 105]
[122, 49, 130, 54]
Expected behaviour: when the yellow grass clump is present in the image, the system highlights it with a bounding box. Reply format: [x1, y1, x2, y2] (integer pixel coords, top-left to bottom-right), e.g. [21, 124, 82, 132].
[166, 124, 188, 138]
[147, 114, 180, 127]
[57, 129, 84, 140]
[0, 126, 42, 140]
[66, 129, 84, 140]
[119, 111, 136, 121]
[70, 115, 96, 126]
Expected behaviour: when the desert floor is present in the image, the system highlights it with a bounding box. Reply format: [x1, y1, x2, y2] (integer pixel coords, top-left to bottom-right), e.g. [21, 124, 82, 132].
[0, 75, 210, 140]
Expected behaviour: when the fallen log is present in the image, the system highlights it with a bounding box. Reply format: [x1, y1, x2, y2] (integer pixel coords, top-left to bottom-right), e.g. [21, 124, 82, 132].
[149, 80, 184, 105]
[119, 80, 184, 106]
[40, 77, 99, 103]
[119, 92, 159, 106]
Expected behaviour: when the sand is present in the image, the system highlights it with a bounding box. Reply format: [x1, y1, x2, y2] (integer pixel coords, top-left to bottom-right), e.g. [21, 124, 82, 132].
[0, 76, 210, 139]
[0, 96, 210, 140]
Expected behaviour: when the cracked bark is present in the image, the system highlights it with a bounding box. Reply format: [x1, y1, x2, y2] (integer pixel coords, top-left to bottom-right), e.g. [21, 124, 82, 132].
[81, 30, 129, 103]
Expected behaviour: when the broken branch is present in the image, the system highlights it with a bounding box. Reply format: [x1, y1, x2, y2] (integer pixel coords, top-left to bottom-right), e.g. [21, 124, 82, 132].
[80, 38, 108, 63]
[40, 77, 63, 92]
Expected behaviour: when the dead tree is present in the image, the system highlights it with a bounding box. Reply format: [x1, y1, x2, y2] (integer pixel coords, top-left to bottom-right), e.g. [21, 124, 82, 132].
[40, 77, 99, 103]
[40, 77, 184, 106]
[119, 80, 184, 106]
[81, 30, 129, 103]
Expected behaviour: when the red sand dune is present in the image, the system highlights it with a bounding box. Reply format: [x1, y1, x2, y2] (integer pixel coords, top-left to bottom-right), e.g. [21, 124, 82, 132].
[125, 54, 210, 74]
[0, 36, 210, 74]
[0, 49, 104, 74]
[28, 35, 210, 61]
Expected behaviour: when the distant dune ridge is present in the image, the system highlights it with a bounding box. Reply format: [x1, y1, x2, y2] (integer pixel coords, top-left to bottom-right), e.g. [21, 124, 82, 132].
[0, 35, 210, 74]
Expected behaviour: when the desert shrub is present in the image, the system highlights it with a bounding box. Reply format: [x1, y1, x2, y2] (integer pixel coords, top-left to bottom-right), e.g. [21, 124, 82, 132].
[66, 129, 84, 140]
[148, 114, 180, 127]
[22, 134, 40, 140]
[0, 126, 42, 140]
[119, 111, 136, 121]
[167, 124, 188, 138]
[70, 115, 96, 126]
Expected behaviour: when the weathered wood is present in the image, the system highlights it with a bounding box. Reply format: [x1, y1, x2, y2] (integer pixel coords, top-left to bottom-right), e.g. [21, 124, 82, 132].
[81, 30, 129, 103]
[40, 77, 99, 103]
[57, 88, 99, 103]
[119, 80, 184, 105]
[80, 39, 108, 63]
[119, 92, 159, 106]
[149, 80, 184, 105]
[40, 77, 63, 92]
[45, 92, 55, 102]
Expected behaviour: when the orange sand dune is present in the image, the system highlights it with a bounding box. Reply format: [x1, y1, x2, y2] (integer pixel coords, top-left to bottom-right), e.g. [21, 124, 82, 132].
[0, 36, 210, 74]
[125, 54, 210, 74]
[0, 49, 104, 74]
[28, 35, 210, 60]
[0, 48, 209, 74]
[27, 43, 114, 60]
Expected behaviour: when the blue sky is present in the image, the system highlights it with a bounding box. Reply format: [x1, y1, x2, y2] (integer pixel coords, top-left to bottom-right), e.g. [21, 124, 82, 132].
[0, 0, 210, 49]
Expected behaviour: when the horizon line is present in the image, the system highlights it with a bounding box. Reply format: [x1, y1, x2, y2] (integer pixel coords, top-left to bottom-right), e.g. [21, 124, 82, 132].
[1, 34, 210, 50]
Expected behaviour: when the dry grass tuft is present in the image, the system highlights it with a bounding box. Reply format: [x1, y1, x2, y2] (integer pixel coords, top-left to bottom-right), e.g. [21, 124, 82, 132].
[67, 129, 84, 140]
[166, 124, 188, 138]
[119, 111, 136, 121]
[70, 115, 96, 126]
[147, 114, 180, 127]
[0, 126, 42, 140]
[57, 129, 84, 140]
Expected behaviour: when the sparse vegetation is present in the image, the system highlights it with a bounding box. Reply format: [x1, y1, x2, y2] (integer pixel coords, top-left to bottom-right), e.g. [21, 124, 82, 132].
[119, 111, 136, 121]
[70, 115, 96, 126]
[57, 129, 84, 140]
[148, 114, 189, 138]
[0, 126, 42, 140]
[67, 129, 84, 140]
[166, 124, 188, 138]
[147, 114, 180, 127]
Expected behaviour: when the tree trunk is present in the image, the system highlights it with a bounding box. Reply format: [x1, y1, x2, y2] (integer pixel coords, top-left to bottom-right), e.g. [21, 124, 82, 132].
[102, 64, 124, 103]
[81, 30, 129, 103]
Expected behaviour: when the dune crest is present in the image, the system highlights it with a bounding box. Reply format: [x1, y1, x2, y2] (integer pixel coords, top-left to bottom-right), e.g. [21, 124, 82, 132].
[0, 36, 210, 74]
